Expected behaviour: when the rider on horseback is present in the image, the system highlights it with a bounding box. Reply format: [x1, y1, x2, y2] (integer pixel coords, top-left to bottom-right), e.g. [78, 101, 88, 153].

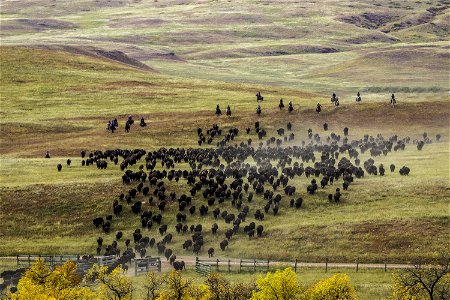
[216, 104, 222, 116]
[316, 103, 322, 113]
[390, 94, 396, 106]
[256, 105, 262, 116]
[288, 101, 294, 112]
[356, 92, 362, 103]
[226, 105, 231, 116]
[279, 98, 285, 110]
[331, 93, 338, 103]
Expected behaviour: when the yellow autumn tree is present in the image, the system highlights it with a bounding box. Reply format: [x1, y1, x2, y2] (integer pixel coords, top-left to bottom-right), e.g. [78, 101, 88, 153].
[250, 268, 300, 300]
[156, 270, 192, 300]
[143, 271, 166, 300]
[390, 258, 450, 300]
[9, 258, 94, 300]
[205, 272, 254, 300]
[205, 272, 230, 300]
[188, 283, 212, 300]
[303, 273, 357, 300]
[85, 264, 133, 300]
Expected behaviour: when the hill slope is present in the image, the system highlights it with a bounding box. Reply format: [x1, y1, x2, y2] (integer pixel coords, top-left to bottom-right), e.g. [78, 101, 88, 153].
[0, 47, 448, 263]
[0, 0, 448, 92]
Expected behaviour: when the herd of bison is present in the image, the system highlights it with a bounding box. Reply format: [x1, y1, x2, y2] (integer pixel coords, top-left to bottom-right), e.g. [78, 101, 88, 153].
[54, 118, 441, 271]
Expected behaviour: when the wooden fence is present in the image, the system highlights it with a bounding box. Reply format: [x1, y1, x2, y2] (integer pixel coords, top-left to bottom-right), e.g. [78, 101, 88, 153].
[17, 255, 79, 268]
[195, 259, 212, 276]
[16, 255, 116, 271]
[98, 255, 117, 267]
[196, 257, 395, 273]
[135, 257, 161, 276]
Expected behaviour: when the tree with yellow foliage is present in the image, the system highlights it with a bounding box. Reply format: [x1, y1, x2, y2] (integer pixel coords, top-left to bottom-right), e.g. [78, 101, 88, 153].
[187, 283, 212, 300]
[250, 268, 300, 300]
[143, 271, 166, 300]
[205, 272, 231, 300]
[8, 258, 94, 300]
[85, 264, 133, 300]
[390, 254, 450, 300]
[157, 270, 192, 300]
[302, 273, 357, 300]
[205, 272, 254, 300]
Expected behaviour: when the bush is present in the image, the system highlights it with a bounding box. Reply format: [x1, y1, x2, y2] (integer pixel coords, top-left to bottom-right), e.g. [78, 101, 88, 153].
[251, 268, 300, 300]
[302, 273, 357, 300]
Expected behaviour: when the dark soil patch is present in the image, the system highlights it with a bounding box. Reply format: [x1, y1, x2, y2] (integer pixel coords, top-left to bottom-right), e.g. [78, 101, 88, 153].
[30, 45, 154, 71]
[345, 33, 400, 44]
[108, 18, 166, 28]
[1, 18, 78, 33]
[16, 18, 77, 29]
[338, 12, 398, 29]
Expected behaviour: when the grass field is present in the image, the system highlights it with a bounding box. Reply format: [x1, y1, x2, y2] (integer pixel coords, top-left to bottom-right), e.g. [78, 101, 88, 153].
[1, 0, 449, 92]
[0, 1, 449, 298]
[0, 47, 448, 263]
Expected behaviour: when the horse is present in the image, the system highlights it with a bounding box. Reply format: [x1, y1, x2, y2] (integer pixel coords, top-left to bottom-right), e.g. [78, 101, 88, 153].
[216, 105, 222, 116]
[256, 92, 263, 102]
[256, 105, 262, 116]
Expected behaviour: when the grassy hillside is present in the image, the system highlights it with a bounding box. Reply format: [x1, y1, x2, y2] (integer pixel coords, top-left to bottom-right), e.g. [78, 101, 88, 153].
[1, 0, 448, 92]
[0, 47, 448, 264]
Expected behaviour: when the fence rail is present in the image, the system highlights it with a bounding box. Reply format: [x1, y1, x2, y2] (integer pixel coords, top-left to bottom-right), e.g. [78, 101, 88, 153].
[15, 255, 113, 271]
[195, 261, 212, 276]
[196, 257, 403, 273]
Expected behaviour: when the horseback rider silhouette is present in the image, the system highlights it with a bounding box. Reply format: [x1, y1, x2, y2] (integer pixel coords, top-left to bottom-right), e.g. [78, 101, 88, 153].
[390, 94, 396, 106]
[331, 93, 338, 103]
[127, 115, 134, 125]
[216, 104, 222, 116]
[356, 92, 362, 103]
[256, 105, 262, 116]
[256, 92, 263, 102]
[226, 105, 231, 116]
[316, 103, 322, 113]
[288, 101, 294, 112]
[279, 99, 285, 110]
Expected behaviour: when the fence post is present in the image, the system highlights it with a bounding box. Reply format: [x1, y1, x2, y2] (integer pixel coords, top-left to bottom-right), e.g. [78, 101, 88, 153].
[267, 259, 269, 271]
[217, 258, 219, 272]
[28, 255, 31, 267]
[254, 260, 256, 273]
[135, 260, 137, 276]
[228, 259, 231, 273]
[294, 259, 298, 273]
[158, 258, 161, 272]
[16, 255, 19, 267]
[325, 258, 328, 273]
[356, 261, 359, 272]
[384, 261, 387, 272]
[239, 259, 242, 273]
